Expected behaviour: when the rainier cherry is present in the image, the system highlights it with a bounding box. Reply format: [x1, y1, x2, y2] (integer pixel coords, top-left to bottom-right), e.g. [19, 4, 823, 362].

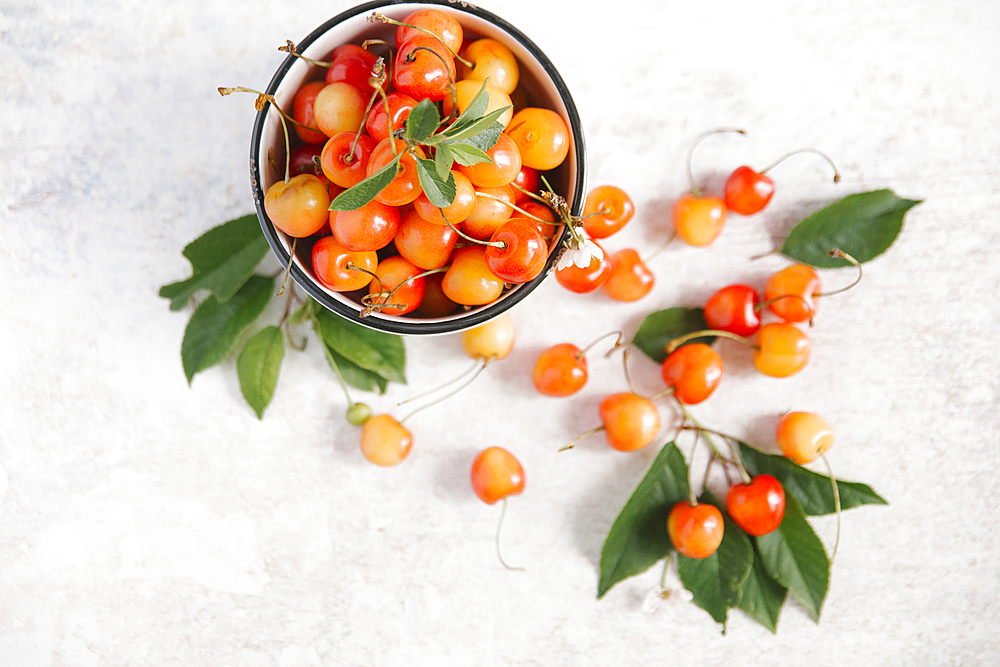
[598, 393, 661, 452]
[459, 38, 519, 94]
[442, 246, 505, 305]
[704, 284, 761, 337]
[661, 343, 724, 405]
[311, 237, 377, 292]
[668, 502, 724, 559]
[462, 313, 515, 361]
[264, 174, 330, 238]
[754, 322, 811, 378]
[776, 411, 834, 464]
[360, 414, 413, 466]
[726, 475, 786, 536]
[505, 108, 569, 171]
[673, 128, 744, 247]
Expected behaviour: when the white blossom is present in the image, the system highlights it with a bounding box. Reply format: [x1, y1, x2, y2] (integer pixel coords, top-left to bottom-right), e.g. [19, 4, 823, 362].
[556, 237, 604, 271]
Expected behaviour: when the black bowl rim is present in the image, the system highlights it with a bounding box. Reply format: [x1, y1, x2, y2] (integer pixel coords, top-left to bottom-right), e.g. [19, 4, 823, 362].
[250, 0, 586, 335]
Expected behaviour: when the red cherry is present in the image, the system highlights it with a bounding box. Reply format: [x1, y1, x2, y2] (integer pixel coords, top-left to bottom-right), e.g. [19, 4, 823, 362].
[582, 185, 634, 239]
[320, 132, 375, 188]
[764, 264, 820, 324]
[661, 343, 724, 405]
[330, 199, 399, 252]
[484, 219, 548, 284]
[555, 241, 610, 293]
[667, 502, 724, 559]
[471, 447, 524, 505]
[726, 475, 786, 536]
[532, 343, 587, 397]
[704, 284, 761, 337]
[288, 143, 325, 179]
[325, 44, 379, 94]
[365, 92, 417, 143]
[291, 81, 327, 144]
[725, 165, 775, 216]
[602, 249, 654, 302]
[393, 35, 456, 102]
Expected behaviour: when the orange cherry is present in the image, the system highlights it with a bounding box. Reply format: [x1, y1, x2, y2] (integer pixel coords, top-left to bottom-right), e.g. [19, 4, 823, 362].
[368, 138, 425, 207]
[505, 108, 570, 170]
[368, 256, 426, 316]
[471, 447, 524, 505]
[330, 199, 399, 252]
[457, 132, 522, 188]
[462, 313, 515, 361]
[599, 393, 660, 452]
[532, 343, 587, 397]
[673, 193, 726, 246]
[394, 209, 458, 270]
[263, 174, 330, 238]
[583, 185, 634, 239]
[360, 414, 413, 466]
[602, 249, 654, 302]
[754, 323, 811, 377]
[442, 246, 504, 305]
[668, 502, 724, 559]
[776, 411, 834, 464]
[661, 343, 724, 405]
[412, 170, 477, 225]
[311, 236, 377, 292]
[764, 264, 821, 323]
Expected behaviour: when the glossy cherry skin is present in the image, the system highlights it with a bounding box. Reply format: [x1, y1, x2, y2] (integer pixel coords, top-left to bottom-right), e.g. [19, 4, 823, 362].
[725, 165, 775, 216]
[661, 343, 724, 405]
[368, 256, 426, 315]
[289, 143, 327, 184]
[360, 414, 412, 466]
[505, 107, 569, 170]
[532, 343, 587, 397]
[330, 199, 399, 252]
[776, 411, 834, 464]
[485, 219, 548, 283]
[462, 184, 515, 240]
[511, 166, 540, 204]
[519, 202, 557, 241]
[442, 246, 505, 305]
[555, 241, 610, 293]
[599, 393, 661, 452]
[264, 174, 330, 238]
[668, 502, 724, 559]
[325, 44, 379, 94]
[673, 194, 726, 246]
[704, 284, 762, 337]
[367, 139, 425, 207]
[726, 475, 786, 536]
[365, 92, 417, 143]
[292, 80, 327, 144]
[471, 447, 524, 505]
[764, 264, 821, 323]
[320, 132, 375, 188]
[313, 82, 368, 138]
[311, 237, 377, 292]
[412, 170, 477, 226]
[462, 313, 515, 360]
[458, 38, 519, 94]
[396, 8, 464, 54]
[583, 185, 635, 239]
[602, 249, 654, 302]
[394, 209, 458, 270]
[393, 35, 456, 102]
[457, 132, 522, 188]
[754, 323, 811, 377]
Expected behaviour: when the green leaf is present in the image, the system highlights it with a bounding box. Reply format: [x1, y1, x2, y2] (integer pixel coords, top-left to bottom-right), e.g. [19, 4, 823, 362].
[415, 157, 457, 208]
[323, 343, 388, 394]
[740, 443, 888, 515]
[677, 509, 753, 628]
[755, 495, 830, 621]
[236, 325, 284, 418]
[434, 142, 454, 180]
[737, 542, 788, 633]
[330, 153, 403, 211]
[287, 296, 316, 327]
[632, 307, 715, 364]
[454, 123, 504, 154]
[453, 79, 491, 128]
[598, 442, 690, 598]
[159, 214, 269, 311]
[404, 98, 440, 142]
[312, 308, 406, 384]
[780, 190, 922, 267]
[447, 141, 491, 167]
[443, 107, 510, 144]
[181, 274, 274, 384]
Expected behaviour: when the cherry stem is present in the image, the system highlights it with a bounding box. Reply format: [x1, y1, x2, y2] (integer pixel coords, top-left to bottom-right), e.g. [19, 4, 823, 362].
[575, 330, 624, 360]
[685, 127, 746, 198]
[327, 346, 356, 407]
[666, 329, 755, 355]
[820, 452, 842, 563]
[345, 262, 385, 299]
[397, 356, 481, 406]
[558, 425, 606, 452]
[361, 39, 394, 87]
[278, 40, 333, 68]
[399, 356, 491, 424]
[577, 207, 614, 220]
[510, 182, 549, 205]
[406, 46, 457, 92]
[759, 147, 841, 183]
[368, 12, 473, 68]
[476, 193, 560, 225]
[352, 78, 385, 158]
[749, 249, 780, 261]
[677, 423, 752, 483]
[755, 293, 816, 327]
[539, 174, 582, 244]
[495, 497, 523, 571]
[642, 232, 676, 264]
[648, 386, 676, 401]
[620, 347, 644, 399]
[815, 249, 863, 297]
[673, 400, 727, 462]
[687, 430, 701, 504]
[275, 238, 298, 296]
[284, 325, 307, 351]
[363, 266, 449, 316]
[702, 455, 717, 493]
[660, 552, 674, 588]
[443, 216, 505, 248]
[219, 86, 314, 169]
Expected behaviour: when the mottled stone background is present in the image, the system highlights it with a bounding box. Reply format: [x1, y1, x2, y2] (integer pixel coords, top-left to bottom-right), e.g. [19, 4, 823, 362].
[2, 0, 998, 664]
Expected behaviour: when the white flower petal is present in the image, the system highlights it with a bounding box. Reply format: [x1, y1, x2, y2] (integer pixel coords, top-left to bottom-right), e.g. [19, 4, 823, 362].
[572, 250, 592, 269]
[583, 239, 604, 261]
[556, 252, 575, 271]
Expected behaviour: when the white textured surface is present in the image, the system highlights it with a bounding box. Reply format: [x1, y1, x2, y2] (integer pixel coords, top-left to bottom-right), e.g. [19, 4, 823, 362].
[2, 0, 999, 664]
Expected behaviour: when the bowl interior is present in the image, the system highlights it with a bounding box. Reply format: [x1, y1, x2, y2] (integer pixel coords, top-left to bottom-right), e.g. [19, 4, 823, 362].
[252, 1, 585, 334]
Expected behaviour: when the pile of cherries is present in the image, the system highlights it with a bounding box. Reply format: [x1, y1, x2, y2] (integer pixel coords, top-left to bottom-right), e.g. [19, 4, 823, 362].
[261, 8, 575, 317]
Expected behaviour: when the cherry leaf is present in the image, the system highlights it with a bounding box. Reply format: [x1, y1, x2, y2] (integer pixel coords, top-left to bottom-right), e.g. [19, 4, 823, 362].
[311, 308, 406, 384]
[739, 443, 888, 515]
[404, 98, 440, 142]
[181, 275, 274, 384]
[453, 79, 491, 127]
[321, 339, 388, 394]
[443, 107, 509, 144]
[434, 142, 455, 180]
[781, 190, 922, 267]
[632, 307, 715, 363]
[447, 142, 491, 167]
[236, 325, 284, 418]
[755, 495, 830, 622]
[737, 542, 788, 633]
[159, 214, 269, 311]
[598, 442, 689, 598]
[677, 505, 753, 629]
[330, 153, 403, 211]
[415, 157, 457, 208]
